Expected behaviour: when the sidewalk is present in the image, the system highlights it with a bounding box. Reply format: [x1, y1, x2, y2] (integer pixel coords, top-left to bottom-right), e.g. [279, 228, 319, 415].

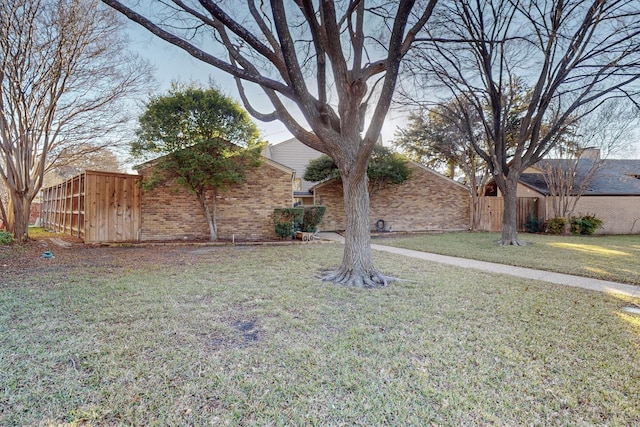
[317, 232, 640, 298]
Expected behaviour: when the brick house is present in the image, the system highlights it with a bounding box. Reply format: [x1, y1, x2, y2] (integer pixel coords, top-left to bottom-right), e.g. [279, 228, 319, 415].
[41, 136, 473, 242]
[136, 157, 295, 241]
[481, 148, 640, 234]
[311, 161, 471, 232]
[264, 137, 471, 232]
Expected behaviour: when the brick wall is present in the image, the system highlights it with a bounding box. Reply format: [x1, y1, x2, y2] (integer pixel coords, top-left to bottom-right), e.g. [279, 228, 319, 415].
[314, 162, 470, 232]
[139, 161, 293, 241]
[546, 195, 640, 234]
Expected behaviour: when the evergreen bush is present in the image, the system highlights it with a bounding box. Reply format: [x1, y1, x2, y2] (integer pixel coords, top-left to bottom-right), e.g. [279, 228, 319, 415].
[0, 231, 14, 245]
[273, 208, 304, 239]
[301, 206, 326, 232]
[525, 214, 543, 233]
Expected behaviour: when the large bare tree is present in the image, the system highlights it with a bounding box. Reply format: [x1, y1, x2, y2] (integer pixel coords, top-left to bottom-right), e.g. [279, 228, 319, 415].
[408, 0, 640, 245]
[0, 0, 150, 242]
[102, 0, 437, 287]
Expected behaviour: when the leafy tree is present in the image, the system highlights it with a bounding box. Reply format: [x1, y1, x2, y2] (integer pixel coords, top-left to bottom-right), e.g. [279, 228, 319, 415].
[367, 146, 413, 190]
[134, 85, 264, 241]
[408, 0, 640, 245]
[103, 0, 438, 288]
[303, 156, 340, 183]
[394, 109, 464, 179]
[0, 0, 150, 242]
[304, 145, 412, 192]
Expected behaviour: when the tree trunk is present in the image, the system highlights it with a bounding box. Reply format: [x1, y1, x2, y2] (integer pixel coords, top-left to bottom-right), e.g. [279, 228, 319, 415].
[8, 195, 31, 243]
[498, 174, 525, 246]
[471, 193, 481, 231]
[197, 191, 217, 241]
[321, 171, 388, 288]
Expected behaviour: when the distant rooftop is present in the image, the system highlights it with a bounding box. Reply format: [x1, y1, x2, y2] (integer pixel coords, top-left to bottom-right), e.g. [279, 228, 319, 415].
[520, 158, 640, 196]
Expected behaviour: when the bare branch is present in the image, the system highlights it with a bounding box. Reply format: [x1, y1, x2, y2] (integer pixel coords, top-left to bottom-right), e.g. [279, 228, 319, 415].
[404, 0, 640, 244]
[0, 0, 151, 240]
[102, 0, 294, 97]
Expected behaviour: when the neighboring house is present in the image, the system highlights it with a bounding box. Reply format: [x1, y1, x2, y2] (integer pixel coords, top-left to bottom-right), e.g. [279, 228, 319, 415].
[484, 151, 640, 234]
[29, 202, 41, 225]
[0, 202, 43, 230]
[262, 135, 385, 205]
[262, 137, 324, 205]
[40, 157, 295, 243]
[311, 161, 471, 232]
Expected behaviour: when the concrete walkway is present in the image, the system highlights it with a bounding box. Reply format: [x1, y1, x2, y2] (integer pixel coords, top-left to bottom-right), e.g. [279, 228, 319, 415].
[317, 232, 640, 298]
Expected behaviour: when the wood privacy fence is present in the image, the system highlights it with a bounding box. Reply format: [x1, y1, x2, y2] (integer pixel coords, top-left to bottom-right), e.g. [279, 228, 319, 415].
[40, 171, 142, 242]
[477, 197, 540, 232]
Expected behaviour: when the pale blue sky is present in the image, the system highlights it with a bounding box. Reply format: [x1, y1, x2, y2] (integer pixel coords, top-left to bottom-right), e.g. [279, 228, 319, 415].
[128, 23, 408, 147]
[130, 29, 292, 144]
[128, 22, 639, 157]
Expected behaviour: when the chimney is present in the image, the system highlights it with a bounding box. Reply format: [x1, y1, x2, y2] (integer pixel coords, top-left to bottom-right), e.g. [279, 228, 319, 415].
[581, 147, 600, 160]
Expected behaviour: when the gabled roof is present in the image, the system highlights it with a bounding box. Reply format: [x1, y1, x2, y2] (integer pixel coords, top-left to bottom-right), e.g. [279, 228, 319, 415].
[135, 148, 294, 176]
[520, 159, 640, 196]
[410, 161, 470, 191]
[309, 160, 469, 192]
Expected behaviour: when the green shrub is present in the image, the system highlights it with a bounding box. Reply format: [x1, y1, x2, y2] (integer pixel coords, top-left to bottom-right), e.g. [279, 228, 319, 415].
[274, 222, 294, 239]
[570, 214, 603, 235]
[273, 208, 304, 239]
[546, 217, 567, 235]
[300, 206, 326, 232]
[525, 214, 543, 233]
[0, 230, 14, 245]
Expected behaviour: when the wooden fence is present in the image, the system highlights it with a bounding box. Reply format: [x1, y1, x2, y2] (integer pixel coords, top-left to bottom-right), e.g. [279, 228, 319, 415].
[41, 170, 142, 242]
[477, 197, 540, 232]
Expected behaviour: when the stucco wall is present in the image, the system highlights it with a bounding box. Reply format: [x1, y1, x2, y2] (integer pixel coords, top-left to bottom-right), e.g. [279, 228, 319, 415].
[314, 163, 470, 232]
[546, 196, 640, 234]
[139, 161, 293, 241]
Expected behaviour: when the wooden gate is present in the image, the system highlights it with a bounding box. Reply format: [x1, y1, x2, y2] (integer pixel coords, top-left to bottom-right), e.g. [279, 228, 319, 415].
[477, 197, 539, 232]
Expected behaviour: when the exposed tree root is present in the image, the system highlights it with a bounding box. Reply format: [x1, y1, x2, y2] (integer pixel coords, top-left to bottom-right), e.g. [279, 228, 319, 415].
[497, 238, 528, 246]
[318, 267, 394, 288]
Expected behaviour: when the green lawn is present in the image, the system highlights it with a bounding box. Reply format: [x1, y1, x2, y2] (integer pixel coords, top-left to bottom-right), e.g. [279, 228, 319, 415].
[377, 232, 640, 285]
[1, 242, 639, 425]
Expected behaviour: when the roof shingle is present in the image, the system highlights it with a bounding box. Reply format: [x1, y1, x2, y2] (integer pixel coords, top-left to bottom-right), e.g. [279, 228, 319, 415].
[521, 159, 640, 196]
